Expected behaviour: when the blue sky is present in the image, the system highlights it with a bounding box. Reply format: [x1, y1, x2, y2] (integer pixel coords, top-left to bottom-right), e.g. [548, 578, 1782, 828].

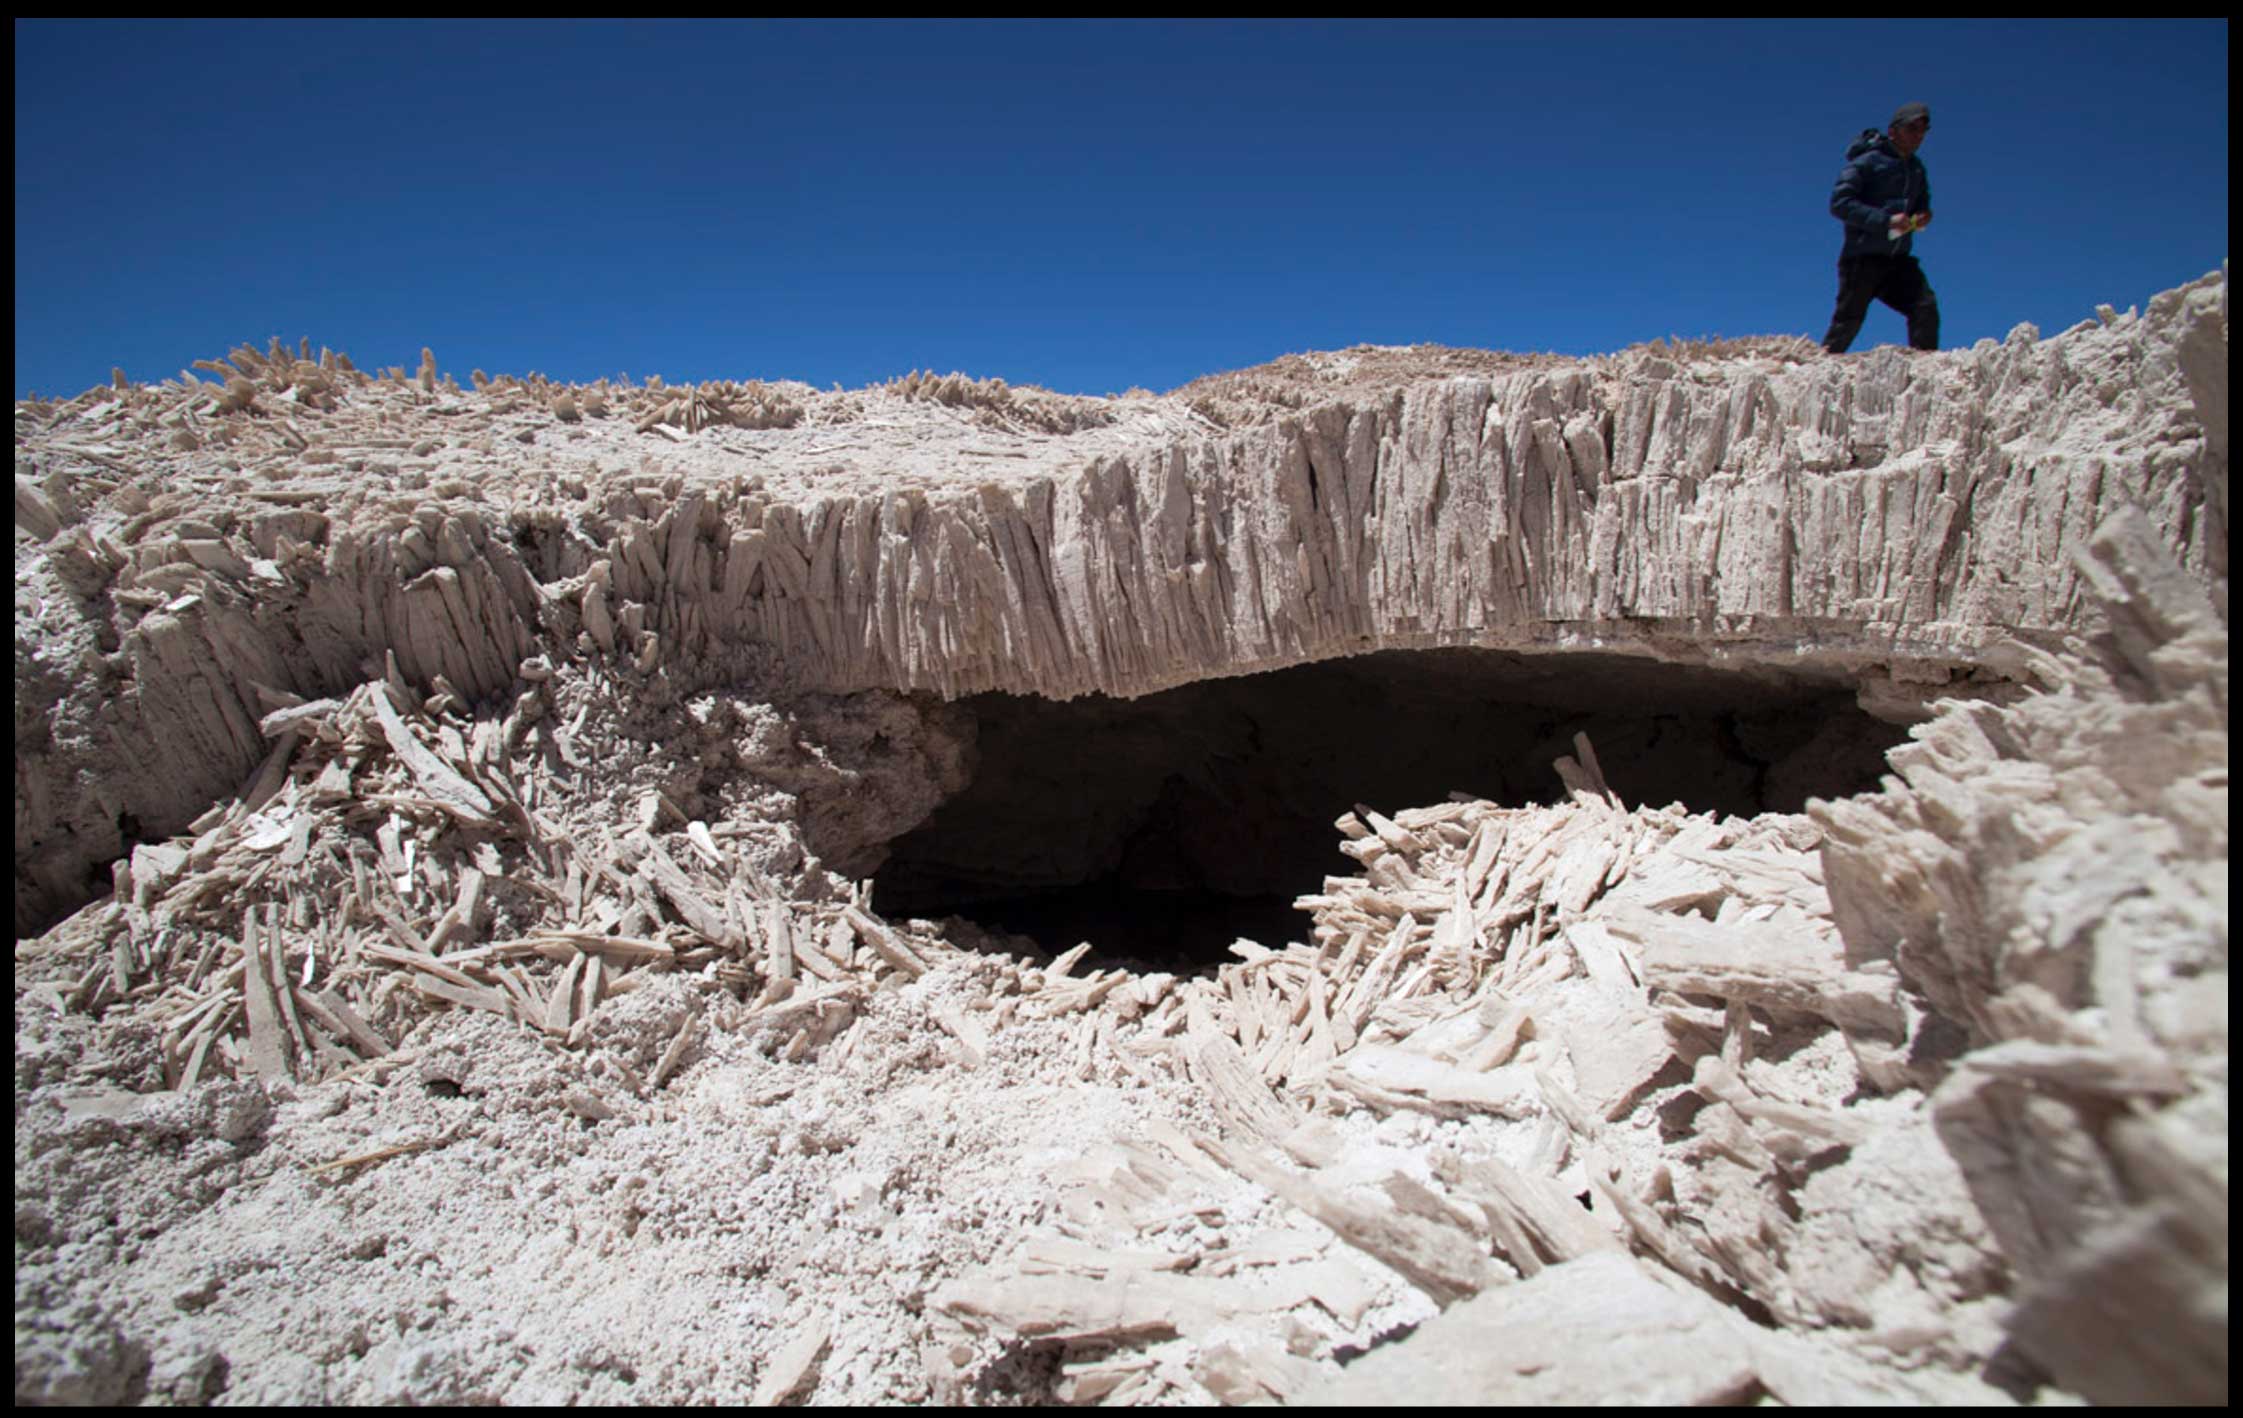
[14, 19, 2229, 400]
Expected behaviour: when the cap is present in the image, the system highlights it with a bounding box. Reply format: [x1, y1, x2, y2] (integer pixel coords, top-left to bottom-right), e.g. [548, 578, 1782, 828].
[1891, 102, 1931, 130]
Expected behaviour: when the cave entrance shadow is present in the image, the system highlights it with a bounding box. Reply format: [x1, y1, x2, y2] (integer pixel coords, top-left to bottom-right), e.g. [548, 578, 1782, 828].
[869, 647, 1908, 974]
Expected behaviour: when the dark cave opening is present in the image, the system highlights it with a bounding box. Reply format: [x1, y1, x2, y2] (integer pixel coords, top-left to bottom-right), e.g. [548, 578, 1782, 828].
[869, 648, 1909, 972]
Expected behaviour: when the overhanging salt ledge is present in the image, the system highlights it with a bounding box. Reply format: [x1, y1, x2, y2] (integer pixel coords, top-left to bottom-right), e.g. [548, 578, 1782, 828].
[13, 274, 2227, 938]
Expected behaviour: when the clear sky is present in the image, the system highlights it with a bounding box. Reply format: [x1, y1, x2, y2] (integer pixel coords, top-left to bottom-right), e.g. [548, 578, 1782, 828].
[14, 19, 2229, 400]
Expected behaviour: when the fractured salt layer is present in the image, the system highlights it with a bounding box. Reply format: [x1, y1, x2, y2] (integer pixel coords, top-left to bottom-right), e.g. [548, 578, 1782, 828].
[12, 271, 2229, 933]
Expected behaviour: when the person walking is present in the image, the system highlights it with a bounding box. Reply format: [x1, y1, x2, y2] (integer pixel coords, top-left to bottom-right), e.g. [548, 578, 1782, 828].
[1821, 102, 1939, 354]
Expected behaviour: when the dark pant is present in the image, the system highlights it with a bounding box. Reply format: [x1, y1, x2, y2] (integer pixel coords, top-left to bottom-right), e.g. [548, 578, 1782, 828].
[1822, 254, 1939, 353]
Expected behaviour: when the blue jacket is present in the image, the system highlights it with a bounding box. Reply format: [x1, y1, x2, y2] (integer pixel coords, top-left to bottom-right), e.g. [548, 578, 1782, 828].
[1829, 128, 1932, 259]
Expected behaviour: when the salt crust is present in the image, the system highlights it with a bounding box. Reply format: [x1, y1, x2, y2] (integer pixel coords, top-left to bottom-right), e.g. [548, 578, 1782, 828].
[14, 270, 2227, 1404]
